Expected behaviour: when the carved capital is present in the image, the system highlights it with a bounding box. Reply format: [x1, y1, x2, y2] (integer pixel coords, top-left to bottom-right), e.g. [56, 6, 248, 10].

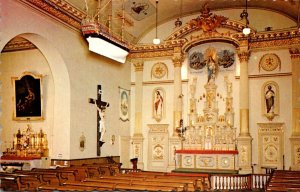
[172, 48, 184, 67]
[238, 51, 251, 62]
[289, 47, 300, 59]
[133, 60, 144, 72]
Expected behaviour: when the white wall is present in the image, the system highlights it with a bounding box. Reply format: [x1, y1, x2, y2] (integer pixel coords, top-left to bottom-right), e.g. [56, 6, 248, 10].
[0, 0, 131, 163]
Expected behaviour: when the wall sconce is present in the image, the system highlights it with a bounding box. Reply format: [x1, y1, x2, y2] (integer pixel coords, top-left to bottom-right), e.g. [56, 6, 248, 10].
[111, 135, 116, 145]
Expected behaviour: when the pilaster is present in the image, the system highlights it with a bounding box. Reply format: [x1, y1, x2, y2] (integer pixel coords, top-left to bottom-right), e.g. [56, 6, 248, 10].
[172, 47, 184, 135]
[132, 60, 144, 169]
[237, 45, 252, 173]
[289, 47, 300, 170]
[133, 60, 144, 135]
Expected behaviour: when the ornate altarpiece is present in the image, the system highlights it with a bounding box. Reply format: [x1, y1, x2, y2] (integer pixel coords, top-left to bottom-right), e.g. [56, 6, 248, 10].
[176, 76, 237, 171]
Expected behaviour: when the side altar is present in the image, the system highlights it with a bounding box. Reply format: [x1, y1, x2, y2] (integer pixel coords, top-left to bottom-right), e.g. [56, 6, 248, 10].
[175, 65, 238, 172]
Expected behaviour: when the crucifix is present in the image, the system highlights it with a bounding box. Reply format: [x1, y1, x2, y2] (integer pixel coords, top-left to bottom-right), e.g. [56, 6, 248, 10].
[89, 85, 109, 156]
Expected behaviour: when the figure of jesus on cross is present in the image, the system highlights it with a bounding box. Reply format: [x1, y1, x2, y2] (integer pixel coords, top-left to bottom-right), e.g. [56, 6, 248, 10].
[89, 85, 109, 156]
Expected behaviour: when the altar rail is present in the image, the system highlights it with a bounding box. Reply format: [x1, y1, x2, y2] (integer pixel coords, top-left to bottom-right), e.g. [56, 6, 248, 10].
[210, 173, 269, 190]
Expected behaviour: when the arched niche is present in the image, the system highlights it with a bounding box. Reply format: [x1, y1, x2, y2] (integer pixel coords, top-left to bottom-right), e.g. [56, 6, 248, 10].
[0, 33, 71, 158]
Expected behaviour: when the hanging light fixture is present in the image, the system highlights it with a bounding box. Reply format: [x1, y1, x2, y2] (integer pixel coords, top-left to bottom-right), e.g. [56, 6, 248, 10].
[175, 0, 183, 27]
[240, 0, 250, 35]
[297, 0, 300, 32]
[153, 0, 160, 45]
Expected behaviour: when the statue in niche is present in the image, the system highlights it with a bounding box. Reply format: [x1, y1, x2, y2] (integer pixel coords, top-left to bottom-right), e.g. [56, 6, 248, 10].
[265, 85, 275, 114]
[262, 82, 279, 121]
[204, 47, 218, 84]
[207, 56, 217, 84]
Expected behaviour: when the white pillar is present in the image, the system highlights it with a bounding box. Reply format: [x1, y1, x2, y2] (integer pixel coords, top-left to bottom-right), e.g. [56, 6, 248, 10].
[289, 47, 300, 170]
[172, 47, 184, 135]
[237, 45, 252, 174]
[132, 59, 144, 169]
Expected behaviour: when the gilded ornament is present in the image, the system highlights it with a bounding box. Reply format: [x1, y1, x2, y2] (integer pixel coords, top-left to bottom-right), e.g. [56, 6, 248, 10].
[259, 53, 281, 72]
[151, 62, 168, 79]
[188, 3, 228, 33]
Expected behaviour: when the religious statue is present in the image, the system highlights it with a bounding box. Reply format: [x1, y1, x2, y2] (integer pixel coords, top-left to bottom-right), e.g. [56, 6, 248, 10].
[207, 56, 217, 84]
[265, 85, 275, 114]
[95, 102, 107, 142]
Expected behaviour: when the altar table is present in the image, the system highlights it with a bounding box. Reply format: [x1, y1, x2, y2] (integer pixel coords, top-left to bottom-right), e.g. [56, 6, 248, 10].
[176, 150, 238, 171]
[0, 156, 42, 170]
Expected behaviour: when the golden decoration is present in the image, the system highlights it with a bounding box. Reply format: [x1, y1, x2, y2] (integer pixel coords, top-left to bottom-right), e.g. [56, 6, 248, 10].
[259, 53, 281, 72]
[188, 3, 228, 33]
[151, 62, 168, 79]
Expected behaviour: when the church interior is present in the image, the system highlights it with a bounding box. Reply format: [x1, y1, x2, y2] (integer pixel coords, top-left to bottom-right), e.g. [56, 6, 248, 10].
[1, 0, 300, 191]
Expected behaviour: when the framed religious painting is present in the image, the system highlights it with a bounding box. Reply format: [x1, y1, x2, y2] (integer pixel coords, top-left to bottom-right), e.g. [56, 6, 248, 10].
[12, 72, 43, 121]
[153, 87, 165, 122]
[119, 87, 130, 121]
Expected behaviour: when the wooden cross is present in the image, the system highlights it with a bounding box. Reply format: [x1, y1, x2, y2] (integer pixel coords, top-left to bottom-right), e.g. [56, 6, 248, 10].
[89, 85, 109, 156]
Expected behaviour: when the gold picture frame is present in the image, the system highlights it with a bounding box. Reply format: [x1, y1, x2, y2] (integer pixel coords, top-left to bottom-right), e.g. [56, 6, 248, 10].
[12, 72, 44, 121]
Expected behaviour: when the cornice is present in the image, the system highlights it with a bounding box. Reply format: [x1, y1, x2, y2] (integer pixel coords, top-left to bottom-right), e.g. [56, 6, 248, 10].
[15, 1, 300, 56]
[166, 20, 248, 41]
[19, 0, 84, 30]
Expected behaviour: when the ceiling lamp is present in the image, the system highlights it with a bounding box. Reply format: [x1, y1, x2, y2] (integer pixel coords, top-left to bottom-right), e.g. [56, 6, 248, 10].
[153, 0, 160, 45]
[297, 0, 300, 32]
[175, 0, 183, 27]
[240, 0, 250, 35]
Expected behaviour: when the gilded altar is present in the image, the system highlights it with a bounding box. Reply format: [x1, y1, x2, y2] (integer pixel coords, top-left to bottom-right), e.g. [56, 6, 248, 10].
[2, 124, 49, 158]
[175, 75, 237, 171]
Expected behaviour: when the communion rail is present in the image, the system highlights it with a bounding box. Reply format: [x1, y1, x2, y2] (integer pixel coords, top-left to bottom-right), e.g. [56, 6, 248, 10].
[210, 173, 269, 191]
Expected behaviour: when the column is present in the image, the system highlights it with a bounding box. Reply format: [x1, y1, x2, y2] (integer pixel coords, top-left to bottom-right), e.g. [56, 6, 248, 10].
[289, 47, 300, 170]
[168, 47, 184, 170]
[131, 59, 144, 169]
[237, 45, 252, 174]
[172, 47, 184, 134]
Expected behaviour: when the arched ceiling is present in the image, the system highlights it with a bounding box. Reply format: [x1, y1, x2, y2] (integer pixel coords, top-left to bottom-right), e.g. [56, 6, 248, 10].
[67, 0, 300, 42]
[9, 0, 300, 50]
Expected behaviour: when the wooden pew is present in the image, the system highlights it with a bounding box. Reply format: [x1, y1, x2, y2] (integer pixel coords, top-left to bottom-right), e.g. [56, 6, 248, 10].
[85, 177, 187, 191]
[31, 168, 78, 183]
[64, 180, 179, 191]
[0, 172, 42, 191]
[62, 181, 115, 190]
[57, 165, 89, 181]
[38, 184, 101, 191]
[266, 170, 300, 191]
[0, 173, 22, 191]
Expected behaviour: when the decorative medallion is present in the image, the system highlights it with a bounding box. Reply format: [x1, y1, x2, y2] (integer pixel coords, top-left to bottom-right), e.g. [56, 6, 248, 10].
[124, 0, 155, 21]
[151, 62, 168, 79]
[264, 144, 278, 163]
[220, 157, 230, 168]
[153, 144, 164, 160]
[259, 53, 281, 72]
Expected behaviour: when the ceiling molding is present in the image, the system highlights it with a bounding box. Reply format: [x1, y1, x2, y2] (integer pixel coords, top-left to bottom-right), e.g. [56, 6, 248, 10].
[18, 0, 83, 30]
